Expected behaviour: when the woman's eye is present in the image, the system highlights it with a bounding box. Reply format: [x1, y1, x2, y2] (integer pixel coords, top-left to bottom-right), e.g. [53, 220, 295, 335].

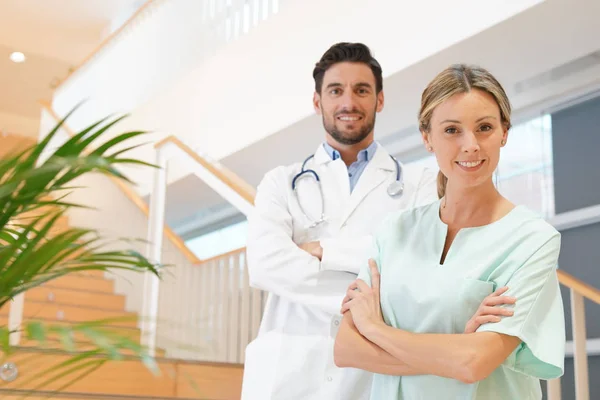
[445, 127, 458, 134]
[480, 124, 493, 132]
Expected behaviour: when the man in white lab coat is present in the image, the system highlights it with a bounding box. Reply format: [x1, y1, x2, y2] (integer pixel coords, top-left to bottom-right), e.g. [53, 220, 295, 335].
[241, 42, 438, 400]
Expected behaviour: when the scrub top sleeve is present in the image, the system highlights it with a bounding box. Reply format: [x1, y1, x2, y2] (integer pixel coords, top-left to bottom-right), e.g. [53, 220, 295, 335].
[477, 233, 565, 379]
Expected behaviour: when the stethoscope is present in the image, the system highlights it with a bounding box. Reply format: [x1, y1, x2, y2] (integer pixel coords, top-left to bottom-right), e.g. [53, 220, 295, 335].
[291, 154, 404, 228]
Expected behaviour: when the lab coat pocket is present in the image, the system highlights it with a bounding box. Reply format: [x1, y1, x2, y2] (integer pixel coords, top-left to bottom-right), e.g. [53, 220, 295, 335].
[241, 331, 283, 399]
[453, 278, 495, 333]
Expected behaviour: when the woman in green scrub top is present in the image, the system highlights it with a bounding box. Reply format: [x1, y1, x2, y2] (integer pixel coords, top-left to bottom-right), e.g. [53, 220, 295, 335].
[334, 64, 565, 400]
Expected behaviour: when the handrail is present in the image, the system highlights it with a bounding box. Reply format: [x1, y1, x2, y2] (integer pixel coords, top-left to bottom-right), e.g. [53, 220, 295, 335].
[39, 101, 202, 265]
[155, 135, 256, 205]
[557, 270, 600, 305]
[53, 0, 156, 91]
[201, 246, 246, 265]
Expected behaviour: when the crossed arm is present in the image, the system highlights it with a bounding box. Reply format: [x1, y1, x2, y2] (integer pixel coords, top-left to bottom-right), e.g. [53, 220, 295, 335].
[246, 169, 374, 314]
[334, 261, 521, 383]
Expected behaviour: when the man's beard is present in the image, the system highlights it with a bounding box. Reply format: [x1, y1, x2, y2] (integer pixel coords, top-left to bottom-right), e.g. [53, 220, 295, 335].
[322, 107, 377, 146]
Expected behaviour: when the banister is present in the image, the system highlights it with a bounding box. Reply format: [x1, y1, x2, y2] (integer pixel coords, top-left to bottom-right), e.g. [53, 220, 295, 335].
[155, 135, 256, 205]
[39, 101, 202, 265]
[557, 269, 600, 305]
[53, 0, 156, 91]
[201, 246, 246, 264]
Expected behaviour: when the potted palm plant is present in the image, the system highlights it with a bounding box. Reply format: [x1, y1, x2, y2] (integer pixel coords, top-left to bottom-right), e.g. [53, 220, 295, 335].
[0, 107, 163, 394]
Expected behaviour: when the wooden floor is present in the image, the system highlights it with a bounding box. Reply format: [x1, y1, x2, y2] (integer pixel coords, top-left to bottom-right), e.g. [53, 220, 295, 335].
[0, 348, 244, 399]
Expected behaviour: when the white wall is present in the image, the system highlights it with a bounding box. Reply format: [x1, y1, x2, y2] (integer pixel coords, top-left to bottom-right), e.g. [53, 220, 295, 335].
[52, 0, 544, 197]
[37, 109, 191, 319]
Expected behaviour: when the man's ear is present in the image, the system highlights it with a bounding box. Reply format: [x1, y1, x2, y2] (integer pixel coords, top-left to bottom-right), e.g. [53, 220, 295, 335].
[376, 90, 385, 113]
[313, 92, 322, 115]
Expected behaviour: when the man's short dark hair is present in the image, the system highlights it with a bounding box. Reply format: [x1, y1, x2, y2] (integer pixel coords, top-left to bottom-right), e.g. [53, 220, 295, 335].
[312, 42, 383, 94]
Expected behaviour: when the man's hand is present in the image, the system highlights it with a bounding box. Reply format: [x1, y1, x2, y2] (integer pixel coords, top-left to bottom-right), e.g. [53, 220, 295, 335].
[298, 241, 323, 260]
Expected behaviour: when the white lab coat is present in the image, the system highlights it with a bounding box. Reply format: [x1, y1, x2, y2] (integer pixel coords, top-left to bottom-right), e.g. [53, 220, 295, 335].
[242, 142, 437, 400]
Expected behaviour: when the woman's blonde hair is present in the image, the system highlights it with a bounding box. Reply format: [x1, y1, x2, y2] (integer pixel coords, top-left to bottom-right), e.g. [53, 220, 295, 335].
[418, 64, 512, 198]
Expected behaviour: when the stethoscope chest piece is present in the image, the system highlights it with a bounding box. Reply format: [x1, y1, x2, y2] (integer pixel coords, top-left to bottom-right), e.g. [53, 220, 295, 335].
[387, 180, 404, 197]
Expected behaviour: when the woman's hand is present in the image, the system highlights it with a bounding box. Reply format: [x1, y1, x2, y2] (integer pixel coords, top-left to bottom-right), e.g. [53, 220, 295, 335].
[464, 286, 516, 333]
[341, 259, 385, 335]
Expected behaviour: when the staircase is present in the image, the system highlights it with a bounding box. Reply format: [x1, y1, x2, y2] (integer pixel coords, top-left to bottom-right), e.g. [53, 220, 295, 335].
[0, 133, 244, 399]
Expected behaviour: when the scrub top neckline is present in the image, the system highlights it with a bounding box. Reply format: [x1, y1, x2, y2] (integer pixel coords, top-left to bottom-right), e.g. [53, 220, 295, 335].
[434, 199, 525, 266]
[435, 198, 524, 231]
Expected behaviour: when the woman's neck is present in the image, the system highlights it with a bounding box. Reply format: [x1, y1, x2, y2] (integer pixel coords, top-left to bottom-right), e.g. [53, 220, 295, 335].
[440, 179, 507, 227]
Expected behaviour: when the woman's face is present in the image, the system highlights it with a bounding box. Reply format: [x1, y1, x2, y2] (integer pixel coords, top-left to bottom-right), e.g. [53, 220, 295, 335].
[423, 89, 508, 191]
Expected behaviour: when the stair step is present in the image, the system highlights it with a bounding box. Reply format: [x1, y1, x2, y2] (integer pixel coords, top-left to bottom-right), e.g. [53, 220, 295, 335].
[0, 316, 141, 342]
[0, 300, 137, 328]
[24, 286, 125, 310]
[0, 133, 36, 160]
[43, 275, 115, 293]
[15, 342, 165, 357]
[0, 348, 243, 399]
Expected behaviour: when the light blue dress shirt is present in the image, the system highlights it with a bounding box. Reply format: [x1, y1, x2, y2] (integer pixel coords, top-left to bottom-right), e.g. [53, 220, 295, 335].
[323, 141, 377, 192]
[358, 199, 565, 399]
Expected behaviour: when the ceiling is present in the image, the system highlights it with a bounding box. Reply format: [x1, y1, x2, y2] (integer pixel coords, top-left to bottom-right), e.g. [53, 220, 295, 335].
[0, 0, 145, 134]
[155, 0, 600, 235]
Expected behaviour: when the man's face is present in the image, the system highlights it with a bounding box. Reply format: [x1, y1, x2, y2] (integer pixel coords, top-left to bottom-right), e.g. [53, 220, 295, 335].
[314, 62, 384, 145]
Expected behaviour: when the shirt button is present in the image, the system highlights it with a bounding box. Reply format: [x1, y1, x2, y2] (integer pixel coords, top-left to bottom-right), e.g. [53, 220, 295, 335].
[334, 320, 339, 326]
[327, 376, 333, 382]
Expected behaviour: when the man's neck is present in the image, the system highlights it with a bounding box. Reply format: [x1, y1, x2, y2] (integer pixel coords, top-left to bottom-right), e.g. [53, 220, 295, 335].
[325, 138, 374, 166]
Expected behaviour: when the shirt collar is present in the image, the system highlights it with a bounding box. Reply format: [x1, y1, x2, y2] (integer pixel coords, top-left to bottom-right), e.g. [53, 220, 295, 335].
[322, 141, 378, 163]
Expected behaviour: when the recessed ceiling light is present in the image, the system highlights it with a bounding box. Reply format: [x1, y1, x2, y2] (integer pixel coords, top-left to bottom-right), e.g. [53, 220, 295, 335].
[9, 52, 26, 63]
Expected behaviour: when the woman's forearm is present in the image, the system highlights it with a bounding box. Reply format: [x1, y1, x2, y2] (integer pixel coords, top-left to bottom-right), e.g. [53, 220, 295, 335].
[334, 313, 426, 376]
[362, 324, 521, 383]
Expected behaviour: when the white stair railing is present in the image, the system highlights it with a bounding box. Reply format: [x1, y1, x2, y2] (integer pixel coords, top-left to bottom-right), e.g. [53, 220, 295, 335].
[143, 135, 263, 362]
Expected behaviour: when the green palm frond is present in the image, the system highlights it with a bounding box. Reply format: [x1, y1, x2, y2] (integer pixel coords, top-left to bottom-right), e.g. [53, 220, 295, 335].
[0, 107, 166, 393]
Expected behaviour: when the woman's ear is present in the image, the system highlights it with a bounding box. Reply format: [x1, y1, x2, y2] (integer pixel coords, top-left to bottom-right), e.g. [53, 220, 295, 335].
[501, 126, 508, 147]
[421, 131, 433, 152]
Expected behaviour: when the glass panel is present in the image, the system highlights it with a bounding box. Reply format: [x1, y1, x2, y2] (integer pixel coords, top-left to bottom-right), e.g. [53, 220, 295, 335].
[496, 114, 554, 217]
[186, 220, 248, 259]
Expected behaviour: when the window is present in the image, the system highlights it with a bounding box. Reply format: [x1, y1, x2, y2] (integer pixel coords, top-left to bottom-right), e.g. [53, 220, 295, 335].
[185, 220, 248, 259]
[496, 114, 554, 217]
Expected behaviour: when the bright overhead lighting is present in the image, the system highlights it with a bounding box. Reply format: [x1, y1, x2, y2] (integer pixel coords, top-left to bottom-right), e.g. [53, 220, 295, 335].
[9, 52, 26, 63]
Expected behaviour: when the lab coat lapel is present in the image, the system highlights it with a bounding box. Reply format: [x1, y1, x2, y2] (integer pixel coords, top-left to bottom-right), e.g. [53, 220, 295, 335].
[339, 144, 394, 226]
[313, 144, 352, 204]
